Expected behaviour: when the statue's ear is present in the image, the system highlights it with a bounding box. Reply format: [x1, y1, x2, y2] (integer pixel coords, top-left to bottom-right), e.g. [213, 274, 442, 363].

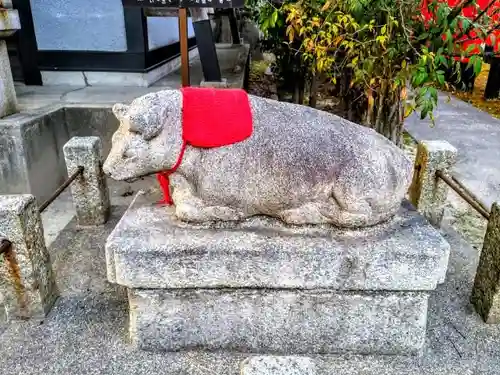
[128, 107, 165, 141]
[112, 103, 129, 121]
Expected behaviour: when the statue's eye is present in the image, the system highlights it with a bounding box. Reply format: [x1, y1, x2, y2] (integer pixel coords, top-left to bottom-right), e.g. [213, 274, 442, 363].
[122, 146, 134, 159]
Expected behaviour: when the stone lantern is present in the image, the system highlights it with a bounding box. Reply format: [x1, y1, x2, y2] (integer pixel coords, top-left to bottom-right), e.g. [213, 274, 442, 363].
[0, 2, 21, 118]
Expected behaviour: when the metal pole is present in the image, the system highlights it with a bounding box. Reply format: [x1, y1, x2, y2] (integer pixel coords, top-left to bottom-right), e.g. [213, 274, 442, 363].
[436, 170, 490, 220]
[450, 174, 490, 214]
[179, 8, 190, 87]
[38, 166, 84, 214]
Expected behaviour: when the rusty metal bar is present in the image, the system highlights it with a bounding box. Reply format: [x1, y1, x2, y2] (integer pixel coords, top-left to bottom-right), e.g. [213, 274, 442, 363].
[436, 170, 490, 220]
[0, 239, 12, 256]
[450, 174, 490, 214]
[38, 166, 84, 214]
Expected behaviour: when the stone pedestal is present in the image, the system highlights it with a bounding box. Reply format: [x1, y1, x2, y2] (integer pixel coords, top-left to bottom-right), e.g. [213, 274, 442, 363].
[106, 191, 450, 355]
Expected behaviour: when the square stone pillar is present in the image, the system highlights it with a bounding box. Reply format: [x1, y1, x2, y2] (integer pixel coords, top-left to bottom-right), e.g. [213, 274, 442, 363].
[63, 137, 110, 227]
[409, 140, 457, 227]
[471, 202, 500, 323]
[0, 195, 58, 320]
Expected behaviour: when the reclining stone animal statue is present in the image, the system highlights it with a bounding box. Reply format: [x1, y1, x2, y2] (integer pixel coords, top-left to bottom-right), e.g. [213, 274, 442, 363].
[103, 89, 412, 228]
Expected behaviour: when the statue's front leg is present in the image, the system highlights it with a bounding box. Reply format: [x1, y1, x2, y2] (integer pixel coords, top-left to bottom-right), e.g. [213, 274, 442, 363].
[170, 174, 245, 222]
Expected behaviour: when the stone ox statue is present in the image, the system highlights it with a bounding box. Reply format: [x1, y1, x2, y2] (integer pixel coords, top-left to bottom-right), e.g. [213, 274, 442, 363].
[103, 90, 412, 228]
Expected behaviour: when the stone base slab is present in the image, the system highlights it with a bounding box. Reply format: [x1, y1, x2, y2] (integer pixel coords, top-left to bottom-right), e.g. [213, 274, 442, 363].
[106, 191, 450, 291]
[129, 288, 428, 355]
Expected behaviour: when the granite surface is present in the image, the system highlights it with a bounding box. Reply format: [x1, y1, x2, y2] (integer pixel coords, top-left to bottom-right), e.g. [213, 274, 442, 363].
[0, 41, 17, 118]
[409, 140, 457, 227]
[0, 7, 20, 37]
[106, 191, 450, 290]
[241, 356, 316, 375]
[63, 136, 110, 226]
[129, 288, 428, 355]
[0, 195, 58, 320]
[471, 202, 500, 323]
[103, 90, 412, 227]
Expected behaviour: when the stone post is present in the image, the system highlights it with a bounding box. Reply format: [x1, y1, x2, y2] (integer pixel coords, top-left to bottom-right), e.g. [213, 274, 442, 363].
[409, 140, 457, 227]
[0, 195, 58, 320]
[0, 3, 21, 118]
[200, 78, 229, 88]
[471, 202, 500, 323]
[63, 137, 110, 227]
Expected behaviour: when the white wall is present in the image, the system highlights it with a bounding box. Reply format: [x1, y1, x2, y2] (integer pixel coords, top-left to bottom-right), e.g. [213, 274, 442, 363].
[147, 16, 195, 51]
[30, 0, 127, 51]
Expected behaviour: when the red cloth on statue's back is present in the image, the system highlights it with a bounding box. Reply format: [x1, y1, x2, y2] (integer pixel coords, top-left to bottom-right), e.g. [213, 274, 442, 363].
[181, 87, 253, 147]
[156, 87, 253, 205]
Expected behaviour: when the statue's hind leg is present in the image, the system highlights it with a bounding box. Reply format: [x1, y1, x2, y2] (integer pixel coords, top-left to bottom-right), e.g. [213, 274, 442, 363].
[277, 202, 333, 225]
[276, 183, 376, 227]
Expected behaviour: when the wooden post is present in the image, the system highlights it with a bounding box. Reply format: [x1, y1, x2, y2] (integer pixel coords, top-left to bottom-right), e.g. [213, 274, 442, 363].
[179, 8, 190, 87]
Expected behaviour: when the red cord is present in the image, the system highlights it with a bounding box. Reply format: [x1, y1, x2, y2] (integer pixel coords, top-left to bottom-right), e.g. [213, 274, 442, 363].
[156, 140, 187, 205]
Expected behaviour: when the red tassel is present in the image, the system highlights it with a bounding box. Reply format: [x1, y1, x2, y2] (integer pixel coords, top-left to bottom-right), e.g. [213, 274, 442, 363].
[156, 172, 173, 205]
[155, 141, 188, 206]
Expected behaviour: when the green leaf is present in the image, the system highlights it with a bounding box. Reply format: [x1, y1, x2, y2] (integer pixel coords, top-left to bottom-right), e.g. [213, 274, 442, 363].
[404, 104, 414, 118]
[461, 17, 471, 31]
[419, 86, 429, 97]
[420, 107, 429, 120]
[445, 30, 453, 42]
[417, 32, 430, 40]
[381, 25, 387, 35]
[271, 10, 278, 26]
[414, 71, 427, 86]
[429, 87, 438, 103]
[429, 111, 436, 127]
[465, 44, 477, 54]
[466, 55, 476, 70]
[473, 58, 482, 76]
[438, 55, 448, 68]
[437, 72, 445, 86]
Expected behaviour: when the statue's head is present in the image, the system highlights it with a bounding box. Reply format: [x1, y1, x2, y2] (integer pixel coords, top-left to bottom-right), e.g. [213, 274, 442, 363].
[103, 90, 183, 181]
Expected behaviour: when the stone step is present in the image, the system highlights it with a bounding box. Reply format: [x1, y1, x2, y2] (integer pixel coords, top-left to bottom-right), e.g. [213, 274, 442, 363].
[128, 288, 428, 355]
[238, 355, 472, 375]
[241, 357, 316, 375]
